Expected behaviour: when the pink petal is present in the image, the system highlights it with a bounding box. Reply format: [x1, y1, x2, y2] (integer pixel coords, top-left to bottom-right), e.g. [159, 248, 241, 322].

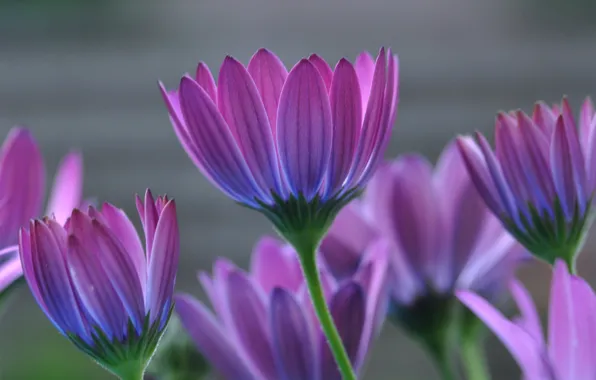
[586, 116, 596, 192]
[45, 152, 83, 226]
[0, 255, 22, 293]
[0, 128, 45, 248]
[195, 62, 217, 102]
[533, 102, 557, 137]
[250, 236, 302, 295]
[325, 58, 362, 196]
[175, 294, 257, 379]
[354, 51, 375, 111]
[218, 57, 283, 198]
[247, 49, 288, 134]
[579, 97, 595, 152]
[551, 116, 579, 219]
[178, 76, 265, 205]
[509, 280, 544, 345]
[277, 59, 333, 200]
[561, 99, 587, 209]
[19, 227, 46, 313]
[308, 54, 333, 92]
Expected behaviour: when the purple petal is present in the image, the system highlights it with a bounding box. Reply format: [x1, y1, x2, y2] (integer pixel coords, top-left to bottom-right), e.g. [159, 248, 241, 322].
[45, 152, 83, 226]
[19, 227, 46, 313]
[0, 128, 45, 248]
[175, 294, 257, 379]
[247, 49, 288, 134]
[325, 58, 362, 196]
[561, 99, 587, 209]
[320, 204, 376, 279]
[308, 54, 333, 92]
[195, 62, 217, 102]
[225, 270, 277, 380]
[147, 199, 179, 325]
[458, 290, 547, 377]
[319, 282, 366, 380]
[579, 97, 594, 152]
[277, 59, 333, 200]
[269, 288, 316, 380]
[0, 255, 22, 293]
[178, 76, 265, 205]
[354, 51, 375, 110]
[67, 234, 126, 340]
[137, 189, 158, 259]
[586, 116, 596, 193]
[218, 57, 283, 198]
[551, 116, 579, 220]
[509, 280, 544, 345]
[99, 202, 146, 290]
[30, 220, 88, 338]
[533, 102, 557, 137]
[250, 237, 302, 294]
[389, 155, 449, 291]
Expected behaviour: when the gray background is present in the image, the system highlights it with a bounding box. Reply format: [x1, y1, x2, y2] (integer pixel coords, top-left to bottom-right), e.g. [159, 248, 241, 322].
[1, 0, 596, 378]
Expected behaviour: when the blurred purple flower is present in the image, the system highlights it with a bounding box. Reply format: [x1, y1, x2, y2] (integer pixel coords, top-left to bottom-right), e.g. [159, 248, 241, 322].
[159, 48, 398, 243]
[458, 260, 596, 380]
[321, 140, 526, 307]
[175, 236, 389, 380]
[0, 127, 83, 296]
[19, 190, 179, 378]
[457, 97, 596, 269]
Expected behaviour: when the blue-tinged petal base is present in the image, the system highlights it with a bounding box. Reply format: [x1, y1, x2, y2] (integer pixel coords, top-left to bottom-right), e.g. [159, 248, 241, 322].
[502, 198, 592, 271]
[68, 308, 173, 380]
[253, 190, 361, 257]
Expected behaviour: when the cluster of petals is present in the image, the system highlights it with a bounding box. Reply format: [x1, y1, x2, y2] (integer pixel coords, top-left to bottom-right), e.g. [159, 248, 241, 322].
[175, 236, 389, 380]
[160, 48, 398, 208]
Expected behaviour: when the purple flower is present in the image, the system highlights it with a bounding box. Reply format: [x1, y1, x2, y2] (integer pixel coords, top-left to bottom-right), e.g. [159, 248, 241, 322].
[458, 260, 596, 380]
[321, 141, 525, 308]
[160, 48, 398, 244]
[457, 97, 596, 268]
[175, 236, 389, 380]
[0, 127, 83, 296]
[19, 190, 179, 378]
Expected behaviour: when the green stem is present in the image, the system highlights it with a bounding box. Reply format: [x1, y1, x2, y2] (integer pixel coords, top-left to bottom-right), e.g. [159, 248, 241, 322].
[461, 335, 490, 380]
[297, 249, 357, 380]
[111, 360, 145, 380]
[564, 255, 577, 275]
[424, 333, 457, 380]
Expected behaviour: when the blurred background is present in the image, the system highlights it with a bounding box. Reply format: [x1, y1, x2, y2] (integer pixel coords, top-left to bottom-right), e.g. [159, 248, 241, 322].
[1, 0, 596, 378]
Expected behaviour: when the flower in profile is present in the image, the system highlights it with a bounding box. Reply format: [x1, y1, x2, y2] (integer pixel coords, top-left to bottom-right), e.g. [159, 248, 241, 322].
[175, 236, 389, 380]
[159, 48, 398, 248]
[19, 190, 179, 379]
[0, 127, 83, 299]
[457, 97, 596, 270]
[458, 260, 596, 380]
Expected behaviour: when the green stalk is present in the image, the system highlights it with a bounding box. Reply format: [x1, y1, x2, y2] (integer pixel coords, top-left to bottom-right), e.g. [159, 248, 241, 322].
[461, 336, 490, 380]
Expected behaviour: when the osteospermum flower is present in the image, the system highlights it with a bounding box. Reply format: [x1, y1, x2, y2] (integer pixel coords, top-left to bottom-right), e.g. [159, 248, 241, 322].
[0, 127, 83, 298]
[19, 190, 179, 379]
[458, 260, 596, 380]
[458, 97, 596, 270]
[159, 48, 398, 248]
[175, 236, 389, 380]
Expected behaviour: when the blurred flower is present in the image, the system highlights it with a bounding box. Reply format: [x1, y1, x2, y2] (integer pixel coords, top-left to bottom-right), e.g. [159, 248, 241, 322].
[175, 236, 389, 380]
[159, 48, 398, 247]
[457, 97, 596, 270]
[458, 260, 596, 380]
[0, 127, 83, 299]
[19, 190, 179, 379]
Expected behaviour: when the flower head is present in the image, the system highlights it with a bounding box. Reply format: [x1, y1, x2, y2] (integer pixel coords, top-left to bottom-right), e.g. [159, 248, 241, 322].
[320, 141, 526, 336]
[0, 127, 83, 298]
[160, 48, 398, 247]
[457, 97, 596, 268]
[458, 260, 596, 380]
[19, 190, 179, 378]
[175, 236, 389, 380]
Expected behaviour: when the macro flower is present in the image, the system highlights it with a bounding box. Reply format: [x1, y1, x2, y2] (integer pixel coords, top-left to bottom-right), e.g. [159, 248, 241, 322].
[159, 48, 398, 247]
[458, 260, 596, 380]
[175, 236, 389, 380]
[457, 97, 596, 269]
[321, 141, 525, 316]
[0, 127, 83, 298]
[19, 190, 179, 379]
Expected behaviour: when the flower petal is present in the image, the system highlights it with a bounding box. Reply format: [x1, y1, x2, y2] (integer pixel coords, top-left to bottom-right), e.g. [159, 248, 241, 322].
[551, 116, 579, 220]
[579, 97, 594, 152]
[308, 54, 333, 92]
[269, 288, 316, 380]
[195, 62, 217, 102]
[225, 270, 277, 380]
[319, 282, 365, 380]
[277, 59, 333, 200]
[218, 57, 283, 198]
[175, 294, 257, 379]
[178, 76, 264, 205]
[0, 128, 45, 248]
[509, 279, 544, 345]
[247, 49, 288, 133]
[354, 51, 375, 110]
[250, 237, 302, 294]
[325, 58, 362, 196]
[0, 255, 22, 293]
[45, 152, 83, 226]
